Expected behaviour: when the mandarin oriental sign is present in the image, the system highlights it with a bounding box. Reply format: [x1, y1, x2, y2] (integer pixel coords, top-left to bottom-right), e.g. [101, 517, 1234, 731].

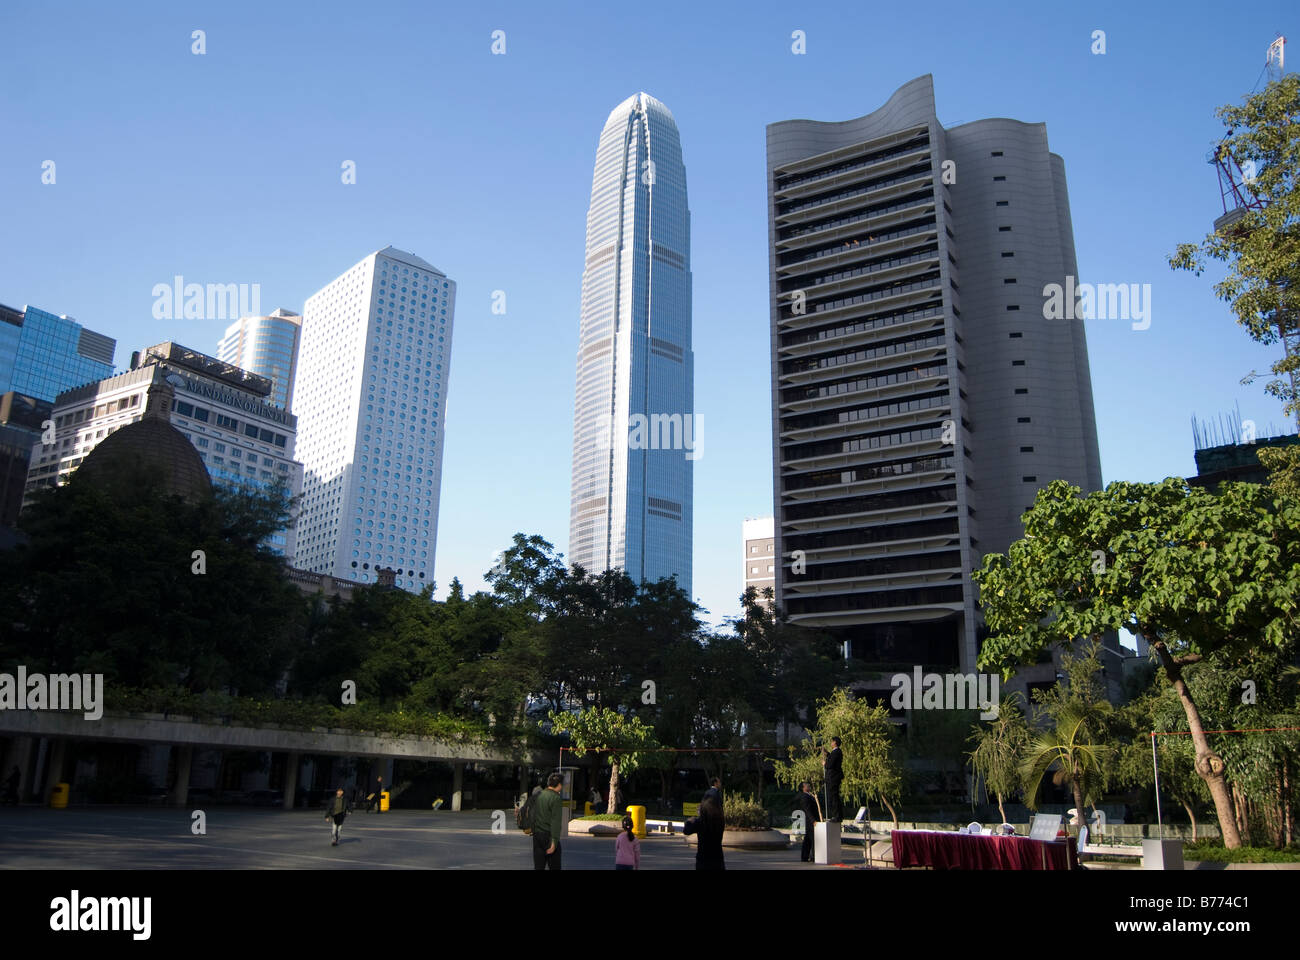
[176, 375, 291, 426]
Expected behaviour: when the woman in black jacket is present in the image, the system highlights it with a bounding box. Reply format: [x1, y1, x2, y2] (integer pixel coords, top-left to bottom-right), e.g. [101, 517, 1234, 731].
[686, 795, 725, 870]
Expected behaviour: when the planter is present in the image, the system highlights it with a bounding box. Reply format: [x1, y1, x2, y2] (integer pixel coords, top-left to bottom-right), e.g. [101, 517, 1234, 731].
[686, 828, 790, 850]
[567, 819, 622, 836]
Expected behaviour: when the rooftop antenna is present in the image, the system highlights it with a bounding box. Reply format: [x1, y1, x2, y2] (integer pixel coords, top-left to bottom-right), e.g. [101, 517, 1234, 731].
[1266, 35, 1285, 84]
[1211, 36, 1298, 431]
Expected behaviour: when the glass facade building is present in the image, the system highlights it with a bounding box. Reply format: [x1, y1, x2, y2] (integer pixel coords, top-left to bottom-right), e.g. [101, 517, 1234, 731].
[293, 247, 454, 592]
[0, 303, 115, 402]
[217, 308, 302, 410]
[569, 92, 694, 595]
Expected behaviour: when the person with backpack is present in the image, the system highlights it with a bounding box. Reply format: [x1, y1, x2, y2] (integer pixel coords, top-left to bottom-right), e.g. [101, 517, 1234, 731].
[325, 788, 350, 846]
[614, 814, 640, 870]
[528, 773, 564, 870]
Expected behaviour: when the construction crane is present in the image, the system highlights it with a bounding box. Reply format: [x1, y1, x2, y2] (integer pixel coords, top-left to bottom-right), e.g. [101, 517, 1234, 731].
[1210, 35, 1297, 430]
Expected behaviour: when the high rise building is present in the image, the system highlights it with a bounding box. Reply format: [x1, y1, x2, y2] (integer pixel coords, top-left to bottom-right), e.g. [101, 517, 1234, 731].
[217, 308, 302, 410]
[569, 92, 694, 594]
[743, 516, 776, 602]
[0, 302, 115, 402]
[766, 75, 1103, 679]
[24, 342, 302, 556]
[293, 247, 454, 591]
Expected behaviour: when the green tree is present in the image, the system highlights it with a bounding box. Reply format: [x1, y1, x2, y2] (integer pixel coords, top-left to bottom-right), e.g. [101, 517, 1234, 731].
[1, 460, 305, 695]
[548, 706, 660, 816]
[1020, 702, 1112, 826]
[1169, 73, 1300, 420]
[1257, 446, 1300, 500]
[974, 477, 1300, 847]
[967, 694, 1030, 823]
[773, 687, 903, 825]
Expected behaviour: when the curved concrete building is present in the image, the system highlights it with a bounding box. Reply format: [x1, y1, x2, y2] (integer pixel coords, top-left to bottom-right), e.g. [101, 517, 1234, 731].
[569, 93, 694, 593]
[767, 75, 1102, 677]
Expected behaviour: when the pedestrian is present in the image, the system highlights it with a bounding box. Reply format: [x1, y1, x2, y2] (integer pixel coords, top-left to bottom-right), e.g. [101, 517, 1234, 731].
[614, 814, 640, 871]
[794, 781, 821, 862]
[685, 794, 725, 870]
[588, 786, 601, 814]
[371, 774, 384, 813]
[822, 737, 843, 821]
[703, 776, 723, 810]
[325, 787, 349, 845]
[532, 772, 564, 871]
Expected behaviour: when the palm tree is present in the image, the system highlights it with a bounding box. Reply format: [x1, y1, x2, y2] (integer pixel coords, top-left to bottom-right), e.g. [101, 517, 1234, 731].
[1021, 702, 1113, 827]
[967, 694, 1030, 823]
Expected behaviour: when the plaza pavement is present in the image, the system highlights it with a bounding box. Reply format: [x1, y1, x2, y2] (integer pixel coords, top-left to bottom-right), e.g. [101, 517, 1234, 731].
[0, 806, 851, 870]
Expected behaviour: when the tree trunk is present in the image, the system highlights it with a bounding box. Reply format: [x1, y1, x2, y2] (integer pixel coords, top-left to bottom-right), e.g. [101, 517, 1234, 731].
[996, 791, 1007, 825]
[1181, 801, 1198, 843]
[1071, 777, 1087, 830]
[608, 757, 620, 816]
[1232, 783, 1252, 846]
[881, 795, 899, 828]
[1279, 754, 1289, 842]
[1151, 638, 1241, 848]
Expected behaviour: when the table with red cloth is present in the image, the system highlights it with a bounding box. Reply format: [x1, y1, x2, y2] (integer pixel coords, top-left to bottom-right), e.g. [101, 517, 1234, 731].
[890, 829, 1078, 870]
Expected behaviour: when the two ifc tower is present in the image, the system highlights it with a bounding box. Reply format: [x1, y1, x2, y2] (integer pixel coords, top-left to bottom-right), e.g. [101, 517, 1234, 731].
[572, 78, 1101, 689]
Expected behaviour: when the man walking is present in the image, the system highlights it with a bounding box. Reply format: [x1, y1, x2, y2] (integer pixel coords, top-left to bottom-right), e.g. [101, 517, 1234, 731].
[371, 774, 385, 813]
[703, 776, 723, 809]
[822, 737, 843, 821]
[533, 772, 564, 871]
[794, 781, 821, 862]
[326, 787, 349, 845]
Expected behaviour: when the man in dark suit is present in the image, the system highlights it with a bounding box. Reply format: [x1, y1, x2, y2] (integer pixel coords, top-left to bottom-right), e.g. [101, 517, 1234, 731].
[371, 775, 385, 813]
[822, 737, 843, 821]
[794, 781, 821, 862]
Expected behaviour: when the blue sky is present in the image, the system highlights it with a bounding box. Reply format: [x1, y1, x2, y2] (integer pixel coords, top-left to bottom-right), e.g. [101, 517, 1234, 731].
[1, 0, 1295, 630]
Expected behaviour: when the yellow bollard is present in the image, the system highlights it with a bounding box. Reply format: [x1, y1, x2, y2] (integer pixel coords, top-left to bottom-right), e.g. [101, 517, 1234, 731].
[584, 801, 595, 816]
[379, 791, 390, 812]
[628, 804, 647, 839]
[49, 782, 70, 809]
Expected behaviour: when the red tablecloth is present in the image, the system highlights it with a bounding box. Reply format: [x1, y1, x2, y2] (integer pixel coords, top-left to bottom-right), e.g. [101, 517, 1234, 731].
[891, 829, 1077, 870]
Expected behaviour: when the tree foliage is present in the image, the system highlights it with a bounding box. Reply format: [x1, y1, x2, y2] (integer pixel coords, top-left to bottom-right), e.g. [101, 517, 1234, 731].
[773, 687, 903, 825]
[975, 477, 1300, 847]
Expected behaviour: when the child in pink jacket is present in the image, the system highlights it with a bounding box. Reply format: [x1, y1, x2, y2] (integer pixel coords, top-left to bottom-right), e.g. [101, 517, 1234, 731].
[615, 814, 640, 870]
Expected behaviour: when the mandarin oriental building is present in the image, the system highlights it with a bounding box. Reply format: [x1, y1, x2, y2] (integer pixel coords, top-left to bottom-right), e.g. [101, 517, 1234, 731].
[25, 342, 302, 557]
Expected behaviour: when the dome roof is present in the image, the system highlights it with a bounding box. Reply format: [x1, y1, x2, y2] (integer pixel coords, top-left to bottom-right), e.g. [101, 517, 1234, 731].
[76, 378, 212, 503]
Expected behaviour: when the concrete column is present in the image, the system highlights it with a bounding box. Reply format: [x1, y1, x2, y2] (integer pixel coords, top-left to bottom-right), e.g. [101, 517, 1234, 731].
[171, 745, 193, 807]
[42, 739, 67, 804]
[282, 751, 300, 808]
[2, 736, 34, 800]
[451, 762, 464, 811]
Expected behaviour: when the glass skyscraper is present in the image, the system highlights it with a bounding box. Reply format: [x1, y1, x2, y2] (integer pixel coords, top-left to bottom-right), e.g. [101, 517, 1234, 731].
[0, 303, 115, 402]
[569, 92, 694, 595]
[216, 308, 302, 410]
